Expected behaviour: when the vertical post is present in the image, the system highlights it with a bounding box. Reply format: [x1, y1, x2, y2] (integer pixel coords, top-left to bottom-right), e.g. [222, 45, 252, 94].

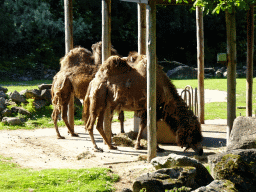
[134, 3, 147, 133]
[246, 5, 254, 117]
[64, 0, 74, 132]
[102, 0, 112, 144]
[138, 3, 146, 55]
[102, 0, 111, 62]
[225, 10, 237, 144]
[146, 0, 157, 162]
[196, 6, 204, 124]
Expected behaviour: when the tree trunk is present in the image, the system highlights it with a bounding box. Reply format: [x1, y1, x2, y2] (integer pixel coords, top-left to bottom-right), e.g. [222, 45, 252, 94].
[196, 6, 204, 124]
[246, 5, 254, 117]
[225, 9, 237, 144]
[146, 0, 157, 162]
[64, 0, 74, 133]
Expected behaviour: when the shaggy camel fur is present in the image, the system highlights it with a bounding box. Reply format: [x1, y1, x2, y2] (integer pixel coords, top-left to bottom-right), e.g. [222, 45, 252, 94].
[51, 42, 123, 139]
[83, 54, 203, 155]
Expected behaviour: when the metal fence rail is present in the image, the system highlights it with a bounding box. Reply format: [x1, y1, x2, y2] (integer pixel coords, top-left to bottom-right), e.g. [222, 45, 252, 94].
[181, 85, 198, 116]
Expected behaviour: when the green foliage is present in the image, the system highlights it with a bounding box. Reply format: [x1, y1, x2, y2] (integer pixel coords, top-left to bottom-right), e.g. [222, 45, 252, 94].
[194, 0, 256, 14]
[0, 155, 119, 191]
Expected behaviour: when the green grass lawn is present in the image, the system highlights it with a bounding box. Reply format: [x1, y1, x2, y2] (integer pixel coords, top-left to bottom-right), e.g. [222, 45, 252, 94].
[172, 78, 256, 119]
[0, 156, 118, 192]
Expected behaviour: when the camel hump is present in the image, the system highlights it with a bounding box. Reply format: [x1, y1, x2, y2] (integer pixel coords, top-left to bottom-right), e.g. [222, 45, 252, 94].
[100, 55, 132, 76]
[60, 46, 93, 70]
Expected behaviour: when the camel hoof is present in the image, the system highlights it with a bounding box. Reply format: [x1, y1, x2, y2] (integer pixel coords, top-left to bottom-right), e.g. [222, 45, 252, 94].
[71, 133, 79, 137]
[57, 136, 65, 139]
[94, 147, 103, 152]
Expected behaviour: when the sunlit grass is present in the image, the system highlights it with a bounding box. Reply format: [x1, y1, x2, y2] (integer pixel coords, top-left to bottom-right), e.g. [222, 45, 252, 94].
[0, 156, 119, 192]
[172, 78, 256, 120]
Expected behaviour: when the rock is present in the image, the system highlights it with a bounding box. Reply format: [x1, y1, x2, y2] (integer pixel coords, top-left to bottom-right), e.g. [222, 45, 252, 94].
[227, 116, 256, 151]
[0, 97, 5, 112]
[24, 89, 42, 99]
[0, 91, 7, 99]
[192, 180, 236, 192]
[151, 154, 213, 187]
[133, 175, 165, 192]
[133, 167, 197, 192]
[215, 70, 223, 78]
[0, 86, 8, 93]
[121, 188, 133, 192]
[33, 99, 46, 110]
[204, 68, 215, 76]
[2, 117, 23, 125]
[10, 90, 26, 103]
[1, 109, 12, 117]
[208, 149, 256, 192]
[18, 108, 31, 116]
[167, 66, 197, 79]
[38, 84, 52, 90]
[41, 89, 52, 104]
[10, 106, 30, 116]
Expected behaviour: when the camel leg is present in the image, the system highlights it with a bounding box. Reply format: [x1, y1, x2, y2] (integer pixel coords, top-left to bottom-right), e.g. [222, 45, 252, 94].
[97, 111, 117, 150]
[86, 116, 102, 152]
[52, 108, 65, 139]
[118, 111, 125, 133]
[135, 117, 146, 150]
[62, 104, 79, 137]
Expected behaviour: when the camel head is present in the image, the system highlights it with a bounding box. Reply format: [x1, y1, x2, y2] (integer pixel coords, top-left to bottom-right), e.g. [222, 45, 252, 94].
[176, 114, 203, 156]
[91, 41, 120, 65]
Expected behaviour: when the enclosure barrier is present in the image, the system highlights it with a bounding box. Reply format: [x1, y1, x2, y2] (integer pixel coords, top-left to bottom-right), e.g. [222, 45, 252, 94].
[181, 85, 198, 116]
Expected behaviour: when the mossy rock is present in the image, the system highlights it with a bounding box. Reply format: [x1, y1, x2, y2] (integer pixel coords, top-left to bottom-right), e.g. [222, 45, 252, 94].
[209, 149, 256, 191]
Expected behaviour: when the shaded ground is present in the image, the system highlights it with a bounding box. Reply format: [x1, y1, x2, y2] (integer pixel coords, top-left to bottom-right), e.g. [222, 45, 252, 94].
[0, 118, 227, 191]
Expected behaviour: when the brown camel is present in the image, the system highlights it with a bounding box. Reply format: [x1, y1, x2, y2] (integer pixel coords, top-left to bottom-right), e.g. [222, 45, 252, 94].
[83, 54, 203, 155]
[51, 42, 124, 139]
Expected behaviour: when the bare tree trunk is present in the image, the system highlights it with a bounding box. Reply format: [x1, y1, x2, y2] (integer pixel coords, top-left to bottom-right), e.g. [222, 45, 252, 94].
[196, 6, 205, 124]
[146, 0, 157, 162]
[102, 0, 112, 144]
[64, 0, 74, 133]
[225, 9, 237, 144]
[134, 3, 146, 136]
[246, 5, 254, 117]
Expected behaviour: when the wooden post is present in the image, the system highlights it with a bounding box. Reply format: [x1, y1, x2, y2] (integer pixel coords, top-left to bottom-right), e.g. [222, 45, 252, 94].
[246, 5, 254, 117]
[196, 6, 204, 124]
[225, 10, 237, 144]
[146, 0, 157, 162]
[102, 0, 112, 144]
[64, 0, 74, 133]
[134, 3, 147, 134]
[138, 3, 146, 55]
[102, 0, 111, 62]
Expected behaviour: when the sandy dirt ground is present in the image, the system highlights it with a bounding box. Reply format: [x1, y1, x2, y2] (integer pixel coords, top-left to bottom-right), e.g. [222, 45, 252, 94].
[0, 119, 227, 191]
[0, 90, 228, 191]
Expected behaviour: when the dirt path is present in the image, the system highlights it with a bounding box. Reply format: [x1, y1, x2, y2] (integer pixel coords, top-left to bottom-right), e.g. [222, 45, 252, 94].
[0, 118, 227, 191]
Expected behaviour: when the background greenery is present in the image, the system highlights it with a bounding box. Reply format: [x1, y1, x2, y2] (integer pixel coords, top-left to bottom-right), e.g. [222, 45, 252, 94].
[0, 0, 255, 80]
